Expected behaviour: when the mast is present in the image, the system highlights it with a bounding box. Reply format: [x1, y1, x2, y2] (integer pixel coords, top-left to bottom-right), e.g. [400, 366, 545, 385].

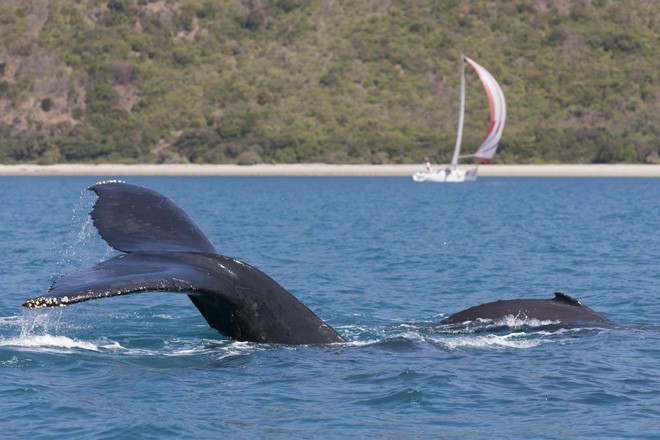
[450, 54, 466, 167]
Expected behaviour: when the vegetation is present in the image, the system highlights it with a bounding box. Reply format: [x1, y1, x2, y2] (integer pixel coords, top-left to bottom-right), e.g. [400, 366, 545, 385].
[0, 0, 657, 165]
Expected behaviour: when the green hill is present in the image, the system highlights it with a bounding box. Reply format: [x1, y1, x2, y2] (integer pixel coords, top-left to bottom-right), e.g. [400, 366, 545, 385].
[0, 0, 657, 165]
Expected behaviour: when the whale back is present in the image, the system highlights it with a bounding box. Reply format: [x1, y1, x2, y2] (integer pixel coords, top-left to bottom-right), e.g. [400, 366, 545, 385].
[440, 292, 610, 325]
[88, 182, 217, 254]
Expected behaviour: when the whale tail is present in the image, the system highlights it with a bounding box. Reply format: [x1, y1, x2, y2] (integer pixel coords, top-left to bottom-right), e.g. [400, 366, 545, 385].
[23, 181, 344, 345]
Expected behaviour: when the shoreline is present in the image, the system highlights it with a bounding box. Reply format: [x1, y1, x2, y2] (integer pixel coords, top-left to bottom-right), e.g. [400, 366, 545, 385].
[0, 163, 658, 177]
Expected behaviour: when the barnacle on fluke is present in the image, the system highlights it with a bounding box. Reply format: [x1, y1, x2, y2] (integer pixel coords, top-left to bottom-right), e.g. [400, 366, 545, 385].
[23, 296, 69, 308]
[93, 179, 125, 186]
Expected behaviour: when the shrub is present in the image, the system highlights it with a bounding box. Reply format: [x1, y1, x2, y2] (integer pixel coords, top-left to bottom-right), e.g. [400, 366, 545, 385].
[41, 97, 54, 112]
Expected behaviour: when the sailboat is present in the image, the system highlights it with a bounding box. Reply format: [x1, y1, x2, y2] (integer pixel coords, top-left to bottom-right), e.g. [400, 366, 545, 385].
[413, 54, 506, 183]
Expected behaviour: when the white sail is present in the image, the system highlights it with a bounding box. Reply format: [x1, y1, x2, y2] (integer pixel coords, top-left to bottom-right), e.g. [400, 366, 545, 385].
[464, 57, 506, 163]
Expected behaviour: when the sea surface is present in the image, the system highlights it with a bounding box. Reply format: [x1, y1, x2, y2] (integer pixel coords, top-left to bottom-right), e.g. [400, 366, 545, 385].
[0, 176, 658, 439]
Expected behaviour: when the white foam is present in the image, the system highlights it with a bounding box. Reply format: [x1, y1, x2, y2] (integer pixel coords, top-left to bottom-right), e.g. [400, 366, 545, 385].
[439, 333, 543, 350]
[167, 339, 265, 358]
[391, 330, 427, 342]
[343, 339, 379, 347]
[442, 314, 560, 333]
[0, 316, 21, 327]
[0, 334, 99, 351]
[1, 356, 20, 367]
[151, 314, 178, 320]
[493, 315, 559, 328]
[99, 341, 124, 350]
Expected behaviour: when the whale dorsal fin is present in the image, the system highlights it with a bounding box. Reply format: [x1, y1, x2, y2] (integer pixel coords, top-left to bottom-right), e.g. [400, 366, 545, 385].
[554, 292, 582, 306]
[88, 181, 217, 254]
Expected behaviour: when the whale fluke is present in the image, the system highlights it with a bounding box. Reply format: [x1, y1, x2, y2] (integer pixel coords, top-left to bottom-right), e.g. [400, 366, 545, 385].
[88, 182, 217, 254]
[23, 182, 344, 345]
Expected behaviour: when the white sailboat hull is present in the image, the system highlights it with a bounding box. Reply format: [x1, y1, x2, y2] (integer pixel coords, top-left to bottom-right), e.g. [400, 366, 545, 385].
[412, 167, 477, 183]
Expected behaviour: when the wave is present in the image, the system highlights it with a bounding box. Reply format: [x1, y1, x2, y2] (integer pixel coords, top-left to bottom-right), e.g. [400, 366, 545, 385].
[1, 309, 615, 358]
[166, 339, 267, 359]
[0, 331, 269, 359]
[1, 312, 265, 358]
[0, 334, 99, 351]
[336, 316, 615, 351]
[437, 333, 543, 350]
[335, 324, 545, 351]
[436, 314, 561, 333]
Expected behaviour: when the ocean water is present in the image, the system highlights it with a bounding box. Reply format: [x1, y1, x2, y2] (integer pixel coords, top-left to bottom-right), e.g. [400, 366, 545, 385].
[0, 176, 658, 439]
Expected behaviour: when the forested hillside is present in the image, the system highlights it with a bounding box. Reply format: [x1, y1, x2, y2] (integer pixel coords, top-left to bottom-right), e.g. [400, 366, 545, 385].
[0, 0, 657, 164]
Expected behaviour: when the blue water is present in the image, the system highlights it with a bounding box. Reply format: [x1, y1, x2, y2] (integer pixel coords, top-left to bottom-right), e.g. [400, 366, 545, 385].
[1, 176, 658, 439]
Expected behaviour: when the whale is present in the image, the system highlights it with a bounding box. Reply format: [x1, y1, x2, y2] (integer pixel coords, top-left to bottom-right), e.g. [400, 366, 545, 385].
[23, 181, 611, 344]
[23, 181, 344, 345]
[440, 292, 611, 325]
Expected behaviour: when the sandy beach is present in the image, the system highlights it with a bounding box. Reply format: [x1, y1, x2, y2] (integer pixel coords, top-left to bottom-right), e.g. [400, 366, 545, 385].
[0, 163, 658, 177]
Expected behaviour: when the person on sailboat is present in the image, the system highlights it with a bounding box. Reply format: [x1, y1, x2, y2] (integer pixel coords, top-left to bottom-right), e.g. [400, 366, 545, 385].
[421, 157, 432, 173]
